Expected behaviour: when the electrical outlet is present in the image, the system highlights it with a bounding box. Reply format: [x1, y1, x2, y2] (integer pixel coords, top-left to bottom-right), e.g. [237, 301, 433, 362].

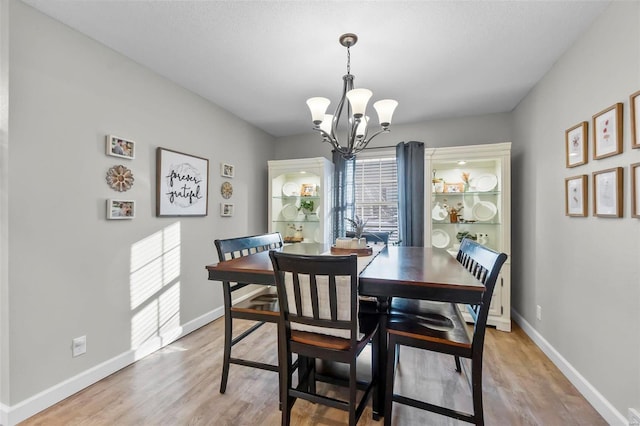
[72, 336, 86, 357]
[629, 408, 640, 425]
[536, 305, 542, 321]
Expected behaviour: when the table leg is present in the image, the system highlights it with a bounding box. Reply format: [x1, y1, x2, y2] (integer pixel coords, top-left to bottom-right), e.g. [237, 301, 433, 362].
[372, 297, 390, 419]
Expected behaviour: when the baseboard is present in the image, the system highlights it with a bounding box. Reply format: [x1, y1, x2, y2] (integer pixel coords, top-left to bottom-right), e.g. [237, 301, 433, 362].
[2, 306, 225, 426]
[511, 310, 627, 426]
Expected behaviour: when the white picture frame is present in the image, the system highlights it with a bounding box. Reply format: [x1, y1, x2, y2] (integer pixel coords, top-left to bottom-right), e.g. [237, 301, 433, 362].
[156, 148, 209, 217]
[221, 163, 235, 178]
[220, 203, 234, 217]
[106, 135, 135, 159]
[107, 199, 135, 219]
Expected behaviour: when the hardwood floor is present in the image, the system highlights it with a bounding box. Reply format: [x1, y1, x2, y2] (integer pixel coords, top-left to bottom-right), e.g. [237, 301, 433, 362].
[20, 318, 606, 425]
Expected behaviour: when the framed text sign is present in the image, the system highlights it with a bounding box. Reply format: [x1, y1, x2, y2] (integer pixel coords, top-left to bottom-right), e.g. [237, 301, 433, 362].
[156, 148, 209, 216]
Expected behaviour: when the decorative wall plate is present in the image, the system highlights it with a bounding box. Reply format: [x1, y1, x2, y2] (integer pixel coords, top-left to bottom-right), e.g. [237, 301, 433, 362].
[106, 165, 134, 192]
[221, 181, 233, 199]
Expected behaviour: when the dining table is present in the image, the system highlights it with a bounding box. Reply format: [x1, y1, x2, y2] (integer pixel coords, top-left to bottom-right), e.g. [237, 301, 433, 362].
[205, 243, 485, 418]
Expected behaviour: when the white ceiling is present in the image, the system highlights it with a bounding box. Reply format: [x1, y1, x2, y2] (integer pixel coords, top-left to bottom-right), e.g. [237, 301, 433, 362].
[21, 0, 609, 138]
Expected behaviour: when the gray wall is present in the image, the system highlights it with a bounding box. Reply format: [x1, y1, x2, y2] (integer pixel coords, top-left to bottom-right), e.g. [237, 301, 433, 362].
[4, 0, 273, 406]
[511, 1, 639, 417]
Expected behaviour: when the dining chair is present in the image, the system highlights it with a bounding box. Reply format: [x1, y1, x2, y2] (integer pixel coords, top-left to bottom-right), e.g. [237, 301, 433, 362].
[214, 232, 284, 394]
[384, 238, 507, 425]
[269, 251, 380, 426]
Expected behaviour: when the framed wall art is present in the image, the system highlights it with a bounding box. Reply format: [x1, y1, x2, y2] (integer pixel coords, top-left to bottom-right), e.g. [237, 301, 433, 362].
[592, 103, 623, 160]
[632, 162, 640, 218]
[631, 90, 640, 149]
[592, 167, 623, 218]
[106, 134, 135, 159]
[221, 163, 235, 178]
[565, 175, 587, 217]
[107, 199, 135, 219]
[156, 148, 209, 217]
[220, 203, 234, 217]
[565, 122, 588, 167]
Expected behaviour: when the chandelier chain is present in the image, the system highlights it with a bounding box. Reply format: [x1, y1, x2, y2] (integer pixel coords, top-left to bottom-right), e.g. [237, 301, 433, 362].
[346, 46, 351, 75]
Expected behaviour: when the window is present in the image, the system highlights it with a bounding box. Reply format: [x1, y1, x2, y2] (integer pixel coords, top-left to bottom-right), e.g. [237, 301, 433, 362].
[354, 154, 398, 243]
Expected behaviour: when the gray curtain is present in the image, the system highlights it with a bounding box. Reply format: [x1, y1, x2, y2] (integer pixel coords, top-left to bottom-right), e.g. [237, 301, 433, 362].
[332, 150, 355, 242]
[396, 141, 425, 246]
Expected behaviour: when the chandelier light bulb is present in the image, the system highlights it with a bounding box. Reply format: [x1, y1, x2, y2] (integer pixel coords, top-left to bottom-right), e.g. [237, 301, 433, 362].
[319, 114, 333, 135]
[373, 99, 398, 128]
[306, 97, 331, 125]
[346, 88, 373, 118]
[356, 116, 369, 138]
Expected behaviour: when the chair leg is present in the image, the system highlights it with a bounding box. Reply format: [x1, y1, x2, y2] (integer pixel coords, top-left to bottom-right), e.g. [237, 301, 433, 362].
[384, 336, 397, 426]
[371, 330, 380, 420]
[455, 355, 462, 373]
[471, 356, 484, 426]
[349, 358, 358, 426]
[281, 352, 293, 426]
[220, 313, 232, 394]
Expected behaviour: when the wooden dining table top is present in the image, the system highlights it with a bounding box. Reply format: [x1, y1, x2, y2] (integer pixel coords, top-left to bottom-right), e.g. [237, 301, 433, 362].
[206, 244, 484, 304]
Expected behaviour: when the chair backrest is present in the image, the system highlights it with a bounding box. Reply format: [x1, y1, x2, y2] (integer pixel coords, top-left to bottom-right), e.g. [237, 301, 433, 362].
[269, 251, 359, 342]
[215, 232, 283, 262]
[214, 232, 283, 291]
[345, 231, 390, 244]
[455, 238, 508, 348]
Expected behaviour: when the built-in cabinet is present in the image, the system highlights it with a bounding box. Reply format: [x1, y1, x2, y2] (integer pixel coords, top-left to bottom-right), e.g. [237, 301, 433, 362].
[268, 157, 334, 245]
[425, 142, 512, 331]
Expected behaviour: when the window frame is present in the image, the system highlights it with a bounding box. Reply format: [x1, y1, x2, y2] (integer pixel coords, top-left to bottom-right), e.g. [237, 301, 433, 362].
[353, 149, 398, 243]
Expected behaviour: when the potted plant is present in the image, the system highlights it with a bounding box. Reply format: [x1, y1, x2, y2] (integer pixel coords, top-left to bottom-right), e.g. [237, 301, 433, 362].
[345, 215, 368, 248]
[298, 199, 315, 218]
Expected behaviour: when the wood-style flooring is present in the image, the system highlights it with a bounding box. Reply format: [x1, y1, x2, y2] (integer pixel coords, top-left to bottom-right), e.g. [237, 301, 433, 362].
[19, 318, 606, 425]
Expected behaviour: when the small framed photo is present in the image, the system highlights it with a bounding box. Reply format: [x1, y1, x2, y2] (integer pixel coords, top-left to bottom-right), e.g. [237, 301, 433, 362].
[592, 103, 623, 160]
[565, 122, 588, 167]
[221, 163, 235, 178]
[631, 162, 640, 218]
[106, 135, 135, 159]
[631, 90, 640, 149]
[593, 167, 623, 218]
[444, 182, 464, 193]
[300, 183, 316, 197]
[565, 175, 587, 217]
[220, 203, 234, 217]
[107, 199, 135, 219]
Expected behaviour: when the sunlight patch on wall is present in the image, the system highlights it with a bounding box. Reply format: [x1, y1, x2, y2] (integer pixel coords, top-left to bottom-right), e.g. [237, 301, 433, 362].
[130, 222, 182, 348]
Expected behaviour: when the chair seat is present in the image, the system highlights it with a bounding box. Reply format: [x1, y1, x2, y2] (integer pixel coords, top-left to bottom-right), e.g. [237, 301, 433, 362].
[230, 288, 279, 317]
[291, 312, 379, 351]
[387, 301, 471, 349]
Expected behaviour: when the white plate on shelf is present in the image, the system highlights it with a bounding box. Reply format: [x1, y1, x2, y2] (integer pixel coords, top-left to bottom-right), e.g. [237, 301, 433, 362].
[314, 228, 322, 243]
[432, 204, 448, 221]
[472, 174, 498, 192]
[471, 201, 497, 222]
[282, 181, 299, 197]
[281, 203, 299, 220]
[431, 229, 450, 249]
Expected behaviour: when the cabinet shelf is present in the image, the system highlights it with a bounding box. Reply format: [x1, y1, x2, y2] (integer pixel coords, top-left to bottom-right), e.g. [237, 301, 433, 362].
[433, 191, 500, 196]
[272, 195, 321, 201]
[432, 221, 501, 225]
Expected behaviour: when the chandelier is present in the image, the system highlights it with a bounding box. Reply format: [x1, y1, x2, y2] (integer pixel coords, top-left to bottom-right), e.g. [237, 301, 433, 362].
[306, 33, 398, 159]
